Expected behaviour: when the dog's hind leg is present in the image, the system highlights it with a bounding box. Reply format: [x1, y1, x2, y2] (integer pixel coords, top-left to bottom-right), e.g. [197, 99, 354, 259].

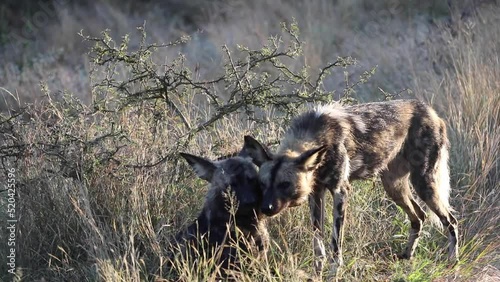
[410, 168, 459, 262]
[409, 136, 459, 262]
[381, 158, 427, 259]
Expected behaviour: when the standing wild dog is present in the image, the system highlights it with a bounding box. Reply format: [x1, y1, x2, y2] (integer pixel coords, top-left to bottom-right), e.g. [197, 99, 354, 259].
[171, 150, 269, 277]
[242, 99, 458, 274]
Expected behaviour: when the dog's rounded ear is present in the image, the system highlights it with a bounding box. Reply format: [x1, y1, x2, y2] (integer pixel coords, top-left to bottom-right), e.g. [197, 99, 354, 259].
[180, 153, 217, 182]
[294, 145, 327, 171]
[239, 136, 273, 166]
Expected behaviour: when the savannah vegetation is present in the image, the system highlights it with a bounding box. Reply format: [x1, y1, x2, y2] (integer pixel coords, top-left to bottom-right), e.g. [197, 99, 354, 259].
[0, 0, 498, 281]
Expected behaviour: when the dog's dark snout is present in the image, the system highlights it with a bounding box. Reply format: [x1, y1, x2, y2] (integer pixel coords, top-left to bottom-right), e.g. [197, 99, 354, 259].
[262, 203, 274, 215]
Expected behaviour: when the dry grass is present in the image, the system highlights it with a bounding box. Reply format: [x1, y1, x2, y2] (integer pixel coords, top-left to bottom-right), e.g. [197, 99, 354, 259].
[415, 9, 500, 277]
[0, 0, 499, 281]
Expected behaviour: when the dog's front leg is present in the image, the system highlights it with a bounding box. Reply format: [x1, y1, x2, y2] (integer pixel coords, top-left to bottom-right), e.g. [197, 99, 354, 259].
[331, 182, 349, 275]
[309, 186, 326, 276]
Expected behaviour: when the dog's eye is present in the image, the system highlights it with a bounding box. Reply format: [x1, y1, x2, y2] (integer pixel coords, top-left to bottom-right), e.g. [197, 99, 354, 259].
[277, 181, 291, 190]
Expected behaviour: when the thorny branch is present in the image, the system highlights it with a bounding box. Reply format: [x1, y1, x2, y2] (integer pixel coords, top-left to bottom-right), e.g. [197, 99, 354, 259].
[1, 20, 373, 180]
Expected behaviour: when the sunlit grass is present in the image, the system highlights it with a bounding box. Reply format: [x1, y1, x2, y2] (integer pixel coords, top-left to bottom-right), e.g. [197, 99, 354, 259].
[0, 1, 499, 281]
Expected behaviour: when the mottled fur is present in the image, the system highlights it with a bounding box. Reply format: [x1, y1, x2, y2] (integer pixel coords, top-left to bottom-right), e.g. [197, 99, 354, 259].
[243, 99, 458, 274]
[171, 151, 269, 277]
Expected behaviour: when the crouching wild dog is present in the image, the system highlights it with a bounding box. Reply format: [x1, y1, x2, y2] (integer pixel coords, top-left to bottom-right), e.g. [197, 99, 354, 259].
[170, 150, 268, 277]
[242, 99, 458, 274]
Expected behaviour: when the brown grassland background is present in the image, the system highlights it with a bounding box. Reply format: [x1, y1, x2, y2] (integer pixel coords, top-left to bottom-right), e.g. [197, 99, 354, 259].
[0, 0, 499, 281]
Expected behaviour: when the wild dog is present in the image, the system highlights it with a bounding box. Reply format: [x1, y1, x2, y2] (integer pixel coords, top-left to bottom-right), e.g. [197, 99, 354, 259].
[171, 150, 269, 277]
[242, 99, 459, 274]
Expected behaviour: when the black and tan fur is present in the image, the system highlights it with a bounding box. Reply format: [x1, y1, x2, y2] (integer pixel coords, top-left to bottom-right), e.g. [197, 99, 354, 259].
[243, 99, 458, 274]
[171, 150, 269, 277]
